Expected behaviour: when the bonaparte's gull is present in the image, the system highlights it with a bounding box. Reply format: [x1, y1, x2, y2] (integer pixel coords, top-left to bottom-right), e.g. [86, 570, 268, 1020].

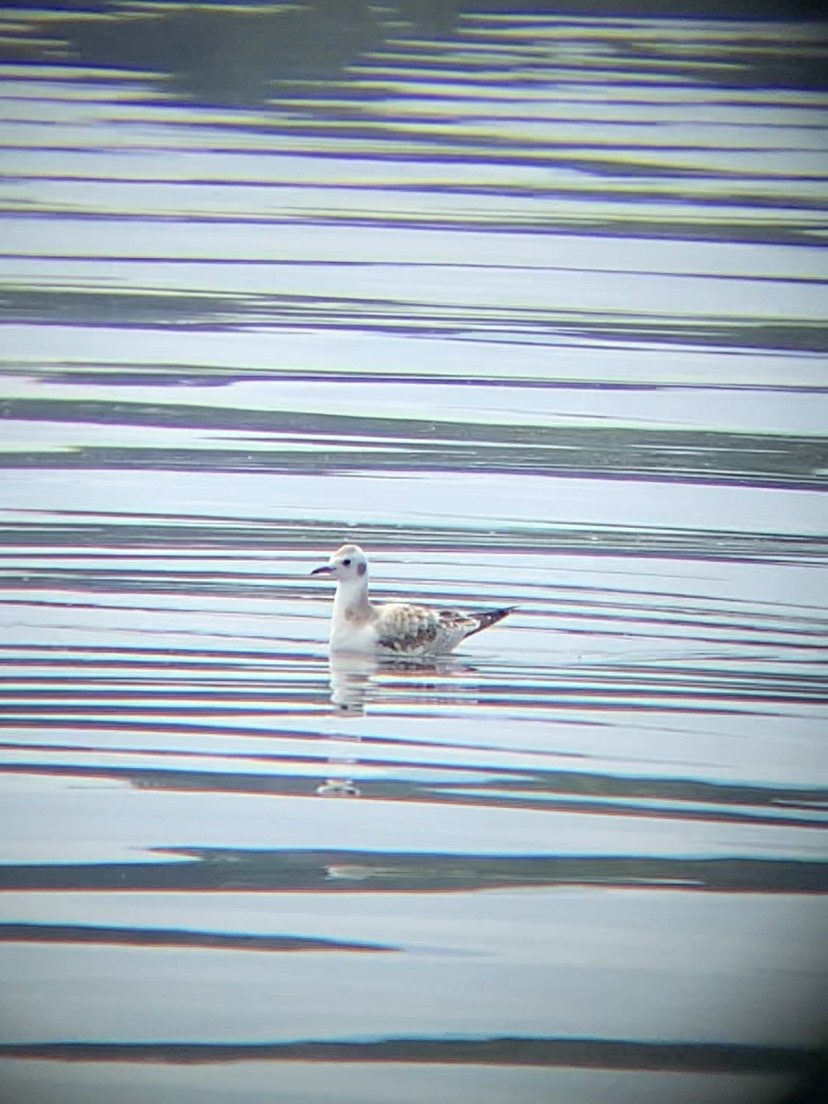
[311, 544, 514, 655]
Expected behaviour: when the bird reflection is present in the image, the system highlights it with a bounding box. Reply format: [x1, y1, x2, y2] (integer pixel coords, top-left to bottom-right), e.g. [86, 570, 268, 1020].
[327, 650, 380, 714]
[315, 652, 478, 799]
[316, 778, 361, 798]
[314, 653, 374, 798]
[327, 650, 476, 713]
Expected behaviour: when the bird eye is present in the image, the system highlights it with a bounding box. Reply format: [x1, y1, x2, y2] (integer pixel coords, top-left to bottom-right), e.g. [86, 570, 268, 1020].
[342, 558, 351, 567]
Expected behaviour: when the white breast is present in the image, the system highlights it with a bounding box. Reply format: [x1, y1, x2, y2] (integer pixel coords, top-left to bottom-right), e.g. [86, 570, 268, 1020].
[329, 618, 378, 653]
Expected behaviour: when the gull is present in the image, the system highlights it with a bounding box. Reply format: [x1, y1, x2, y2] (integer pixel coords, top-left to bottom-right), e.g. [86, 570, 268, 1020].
[311, 544, 514, 655]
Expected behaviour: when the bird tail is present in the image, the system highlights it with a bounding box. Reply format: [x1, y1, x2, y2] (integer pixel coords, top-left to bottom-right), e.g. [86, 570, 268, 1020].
[468, 606, 516, 635]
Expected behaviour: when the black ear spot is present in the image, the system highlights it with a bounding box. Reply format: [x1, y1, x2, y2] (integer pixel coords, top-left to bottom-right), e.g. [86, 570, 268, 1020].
[357, 562, 367, 576]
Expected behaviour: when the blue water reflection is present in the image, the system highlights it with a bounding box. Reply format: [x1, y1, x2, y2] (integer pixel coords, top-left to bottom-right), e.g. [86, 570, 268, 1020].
[1, 3, 827, 1103]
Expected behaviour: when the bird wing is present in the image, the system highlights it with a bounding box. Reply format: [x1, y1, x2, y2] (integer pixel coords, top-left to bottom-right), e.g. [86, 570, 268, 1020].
[463, 606, 515, 636]
[374, 603, 477, 653]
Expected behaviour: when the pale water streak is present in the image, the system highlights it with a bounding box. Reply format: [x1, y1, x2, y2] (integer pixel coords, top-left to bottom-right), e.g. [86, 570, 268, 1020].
[1, 3, 827, 1104]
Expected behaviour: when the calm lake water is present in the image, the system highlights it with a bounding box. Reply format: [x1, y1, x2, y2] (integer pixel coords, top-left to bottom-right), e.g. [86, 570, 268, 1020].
[1, 3, 827, 1103]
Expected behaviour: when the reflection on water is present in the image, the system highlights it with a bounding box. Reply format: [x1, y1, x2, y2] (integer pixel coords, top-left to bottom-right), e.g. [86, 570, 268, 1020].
[326, 650, 478, 712]
[327, 650, 380, 714]
[1, 1, 827, 1103]
[319, 653, 369, 794]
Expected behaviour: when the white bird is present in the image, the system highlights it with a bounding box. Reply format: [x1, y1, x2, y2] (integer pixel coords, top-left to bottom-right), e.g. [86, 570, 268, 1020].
[311, 544, 514, 655]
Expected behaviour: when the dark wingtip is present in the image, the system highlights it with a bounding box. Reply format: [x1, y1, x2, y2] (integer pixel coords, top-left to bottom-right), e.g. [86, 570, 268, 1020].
[469, 606, 516, 634]
[493, 605, 518, 621]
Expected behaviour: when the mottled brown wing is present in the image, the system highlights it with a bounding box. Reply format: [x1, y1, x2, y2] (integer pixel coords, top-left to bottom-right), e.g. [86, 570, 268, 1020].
[376, 603, 514, 653]
[374, 603, 448, 652]
[375, 609, 470, 649]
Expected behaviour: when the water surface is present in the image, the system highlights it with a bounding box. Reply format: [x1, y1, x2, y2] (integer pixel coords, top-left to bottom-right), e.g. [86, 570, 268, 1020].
[1, 3, 827, 1103]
